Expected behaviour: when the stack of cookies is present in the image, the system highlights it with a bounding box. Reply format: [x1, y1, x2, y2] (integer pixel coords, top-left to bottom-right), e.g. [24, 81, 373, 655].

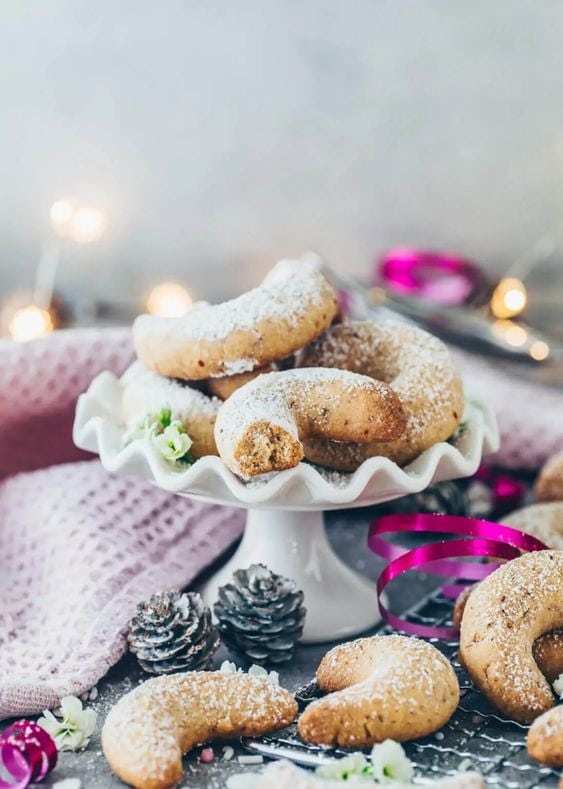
[125, 256, 464, 478]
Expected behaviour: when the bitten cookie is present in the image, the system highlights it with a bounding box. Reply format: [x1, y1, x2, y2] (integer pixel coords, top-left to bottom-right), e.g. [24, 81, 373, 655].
[296, 321, 464, 469]
[453, 584, 563, 683]
[121, 361, 220, 458]
[536, 449, 563, 502]
[133, 257, 339, 380]
[527, 705, 563, 767]
[297, 635, 459, 747]
[214, 368, 406, 477]
[459, 551, 563, 723]
[102, 671, 297, 789]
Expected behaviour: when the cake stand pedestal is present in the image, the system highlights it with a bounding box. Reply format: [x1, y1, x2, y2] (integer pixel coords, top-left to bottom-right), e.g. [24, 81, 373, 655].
[199, 508, 378, 643]
[74, 371, 499, 645]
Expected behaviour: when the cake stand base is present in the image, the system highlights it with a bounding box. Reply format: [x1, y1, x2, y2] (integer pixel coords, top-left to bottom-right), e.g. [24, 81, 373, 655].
[200, 508, 381, 643]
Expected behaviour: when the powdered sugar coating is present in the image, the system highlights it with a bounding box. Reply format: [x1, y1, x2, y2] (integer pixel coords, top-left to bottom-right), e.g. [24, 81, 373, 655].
[298, 320, 464, 468]
[133, 257, 338, 380]
[122, 362, 221, 421]
[298, 635, 459, 747]
[502, 502, 563, 551]
[214, 368, 405, 478]
[136, 259, 324, 343]
[527, 704, 563, 766]
[121, 361, 221, 457]
[101, 671, 297, 789]
[459, 551, 563, 723]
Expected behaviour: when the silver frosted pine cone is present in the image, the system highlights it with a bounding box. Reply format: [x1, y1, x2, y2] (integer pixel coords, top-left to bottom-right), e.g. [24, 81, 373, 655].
[214, 563, 306, 665]
[127, 590, 219, 674]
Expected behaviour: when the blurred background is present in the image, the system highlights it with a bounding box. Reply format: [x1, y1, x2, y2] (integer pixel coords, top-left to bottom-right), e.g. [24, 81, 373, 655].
[1, 0, 562, 341]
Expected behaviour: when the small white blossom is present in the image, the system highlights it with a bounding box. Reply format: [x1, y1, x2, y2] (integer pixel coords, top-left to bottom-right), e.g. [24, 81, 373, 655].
[370, 740, 414, 784]
[38, 696, 97, 752]
[220, 660, 243, 675]
[153, 422, 192, 462]
[220, 661, 279, 685]
[248, 664, 280, 685]
[553, 673, 563, 698]
[317, 752, 372, 782]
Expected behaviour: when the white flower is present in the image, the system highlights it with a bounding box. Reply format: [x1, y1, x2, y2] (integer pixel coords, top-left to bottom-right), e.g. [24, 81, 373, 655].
[370, 740, 414, 784]
[220, 661, 279, 685]
[553, 673, 563, 698]
[220, 660, 243, 675]
[152, 422, 192, 462]
[317, 752, 372, 781]
[248, 664, 280, 685]
[38, 696, 97, 752]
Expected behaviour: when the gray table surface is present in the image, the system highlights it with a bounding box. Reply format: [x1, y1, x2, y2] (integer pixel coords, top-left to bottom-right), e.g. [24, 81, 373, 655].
[1, 508, 439, 788]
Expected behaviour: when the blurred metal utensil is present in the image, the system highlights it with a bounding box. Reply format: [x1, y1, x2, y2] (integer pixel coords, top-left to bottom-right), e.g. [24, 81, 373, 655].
[241, 735, 337, 768]
[321, 263, 560, 367]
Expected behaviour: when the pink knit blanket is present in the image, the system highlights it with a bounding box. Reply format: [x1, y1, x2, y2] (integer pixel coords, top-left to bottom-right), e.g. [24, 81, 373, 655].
[0, 329, 244, 719]
[0, 327, 561, 720]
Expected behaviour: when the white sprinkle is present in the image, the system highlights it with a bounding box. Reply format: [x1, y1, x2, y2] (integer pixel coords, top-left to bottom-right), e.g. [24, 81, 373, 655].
[88, 687, 98, 701]
[238, 754, 264, 765]
[553, 673, 563, 698]
[457, 758, 473, 772]
[134, 257, 327, 344]
[226, 775, 260, 789]
[53, 779, 82, 789]
[222, 745, 235, 761]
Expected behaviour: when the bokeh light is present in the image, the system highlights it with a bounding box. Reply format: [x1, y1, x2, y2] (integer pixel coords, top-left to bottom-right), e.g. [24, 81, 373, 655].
[492, 319, 528, 347]
[146, 282, 193, 317]
[490, 277, 528, 319]
[529, 340, 550, 361]
[50, 199, 74, 234]
[68, 206, 105, 243]
[8, 305, 54, 342]
[50, 199, 105, 243]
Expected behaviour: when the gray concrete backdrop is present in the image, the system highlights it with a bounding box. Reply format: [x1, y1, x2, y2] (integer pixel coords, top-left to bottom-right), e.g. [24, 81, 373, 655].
[1, 0, 563, 306]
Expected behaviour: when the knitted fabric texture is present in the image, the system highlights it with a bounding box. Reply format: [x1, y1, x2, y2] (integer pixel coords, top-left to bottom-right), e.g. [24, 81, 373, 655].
[0, 328, 561, 719]
[0, 329, 244, 720]
[453, 349, 563, 469]
[0, 327, 134, 479]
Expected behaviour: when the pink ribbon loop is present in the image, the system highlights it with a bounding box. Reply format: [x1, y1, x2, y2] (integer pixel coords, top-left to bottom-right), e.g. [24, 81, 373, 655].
[377, 248, 484, 306]
[368, 514, 549, 639]
[0, 721, 57, 788]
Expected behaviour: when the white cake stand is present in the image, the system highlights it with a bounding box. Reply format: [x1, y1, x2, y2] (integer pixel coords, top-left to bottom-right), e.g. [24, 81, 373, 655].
[73, 371, 498, 643]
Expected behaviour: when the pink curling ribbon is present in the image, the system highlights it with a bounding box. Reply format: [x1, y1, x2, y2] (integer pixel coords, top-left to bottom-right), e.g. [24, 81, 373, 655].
[377, 248, 484, 306]
[368, 513, 548, 639]
[0, 721, 57, 788]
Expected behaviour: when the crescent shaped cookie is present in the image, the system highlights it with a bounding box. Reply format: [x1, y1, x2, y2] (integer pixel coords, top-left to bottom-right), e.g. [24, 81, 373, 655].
[502, 501, 563, 552]
[102, 671, 297, 789]
[536, 449, 563, 502]
[454, 584, 563, 683]
[133, 258, 338, 380]
[459, 550, 563, 723]
[214, 368, 406, 477]
[121, 361, 220, 458]
[296, 321, 464, 469]
[527, 705, 563, 767]
[297, 635, 459, 747]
